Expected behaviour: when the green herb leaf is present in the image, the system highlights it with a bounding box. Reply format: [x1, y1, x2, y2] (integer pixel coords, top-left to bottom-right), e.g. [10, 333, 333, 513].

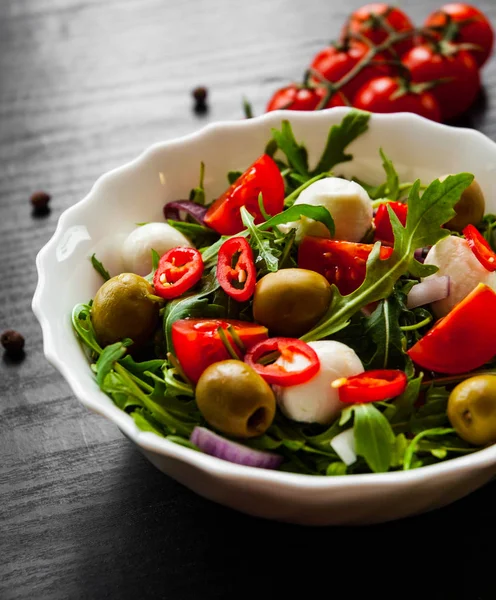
[311, 109, 370, 175]
[243, 97, 254, 119]
[240, 206, 280, 272]
[144, 249, 160, 284]
[90, 254, 111, 282]
[167, 220, 219, 249]
[189, 161, 206, 205]
[301, 173, 474, 342]
[403, 427, 456, 470]
[72, 303, 102, 355]
[351, 177, 387, 201]
[379, 148, 400, 200]
[227, 170, 242, 185]
[364, 296, 403, 369]
[388, 374, 423, 427]
[326, 462, 348, 476]
[271, 120, 309, 177]
[95, 341, 130, 387]
[353, 403, 395, 473]
[132, 409, 166, 436]
[259, 202, 335, 238]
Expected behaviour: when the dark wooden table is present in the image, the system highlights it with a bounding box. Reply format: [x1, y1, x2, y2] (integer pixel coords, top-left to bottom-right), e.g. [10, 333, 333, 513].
[2, 1, 496, 598]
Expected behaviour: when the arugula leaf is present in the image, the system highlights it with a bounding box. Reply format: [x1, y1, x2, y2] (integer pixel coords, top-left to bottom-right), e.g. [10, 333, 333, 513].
[132, 408, 166, 436]
[167, 220, 219, 249]
[387, 374, 423, 427]
[481, 214, 496, 252]
[188, 161, 206, 205]
[163, 270, 221, 350]
[301, 173, 474, 342]
[326, 462, 348, 476]
[95, 341, 130, 387]
[352, 404, 395, 473]
[227, 170, 242, 185]
[403, 427, 456, 470]
[144, 249, 160, 284]
[410, 385, 450, 433]
[240, 206, 280, 272]
[364, 295, 403, 369]
[390, 433, 408, 467]
[259, 203, 335, 238]
[351, 177, 387, 201]
[271, 120, 309, 177]
[379, 148, 400, 200]
[311, 109, 370, 175]
[72, 303, 102, 355]
[90, 254, 111, 282]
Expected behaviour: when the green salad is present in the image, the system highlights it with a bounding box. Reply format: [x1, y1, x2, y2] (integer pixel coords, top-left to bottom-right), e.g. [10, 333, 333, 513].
[73, 109, 496, 475]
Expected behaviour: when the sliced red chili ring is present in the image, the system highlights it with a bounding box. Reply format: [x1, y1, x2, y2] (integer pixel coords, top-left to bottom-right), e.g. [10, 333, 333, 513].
[217, 237, 256, 302]
[463, 224, 496, 272]
[244, 338, 320, 386]
[153, 246, 204, 300]
[333, 369, 407, 404]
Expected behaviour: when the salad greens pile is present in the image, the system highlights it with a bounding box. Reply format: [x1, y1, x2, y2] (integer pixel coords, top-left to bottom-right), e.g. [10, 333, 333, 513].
[73, 109, 495, 475]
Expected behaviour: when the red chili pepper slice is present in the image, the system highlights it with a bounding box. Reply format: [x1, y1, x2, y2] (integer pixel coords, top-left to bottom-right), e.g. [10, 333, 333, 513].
[334, 369, 407, 404]
[374, 201, 408, 245]
[463, 224, 496, 272]
[217, 237, 256, 302]
[153, 247, 204, 299]
[244, 338, 320, 386]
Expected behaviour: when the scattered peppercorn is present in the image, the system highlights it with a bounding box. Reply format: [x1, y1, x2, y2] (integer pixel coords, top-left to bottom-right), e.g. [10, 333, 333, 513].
[192, 86, 208, 114]
[1, 329, 25, 357]
[30, 191, 51, 214]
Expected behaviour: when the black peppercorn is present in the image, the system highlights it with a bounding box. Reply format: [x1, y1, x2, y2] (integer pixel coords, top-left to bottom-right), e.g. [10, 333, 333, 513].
[192, 86, 208, 114]
[30, 191, 51, 214]
[1, 330, 25, 356]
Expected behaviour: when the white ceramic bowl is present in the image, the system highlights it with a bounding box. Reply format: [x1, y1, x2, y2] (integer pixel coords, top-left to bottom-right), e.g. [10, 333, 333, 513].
[33, 108, 496, 526]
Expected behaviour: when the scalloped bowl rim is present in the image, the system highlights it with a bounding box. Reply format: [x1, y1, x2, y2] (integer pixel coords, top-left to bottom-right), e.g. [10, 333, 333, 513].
[32, 107, 496, 490]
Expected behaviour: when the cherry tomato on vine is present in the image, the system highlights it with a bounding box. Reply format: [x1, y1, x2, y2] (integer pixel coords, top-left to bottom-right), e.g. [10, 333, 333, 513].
[204, 154, 285, 235]
[342, 3, 415, 57]
[353, 76, 442, 122]
[266, 85, 347, 112]
[402, 44, 480, 121]
[309, 40, 391, 102]
[424, 3, 494, 67]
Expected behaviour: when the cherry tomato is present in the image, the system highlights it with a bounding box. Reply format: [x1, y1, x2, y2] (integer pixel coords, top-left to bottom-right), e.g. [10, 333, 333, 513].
[309, 40, 391, 102]
[266, 85, 346, 112]
[424, 3, 494, 67]
[342, 3, 415, 56]
[407, 283, 496, 374]
[298, 236, 393, 296]
[244, 338, 320, 387]
[334, 369, 407, 403]
[374, 201, 408, 245]
[171, 318, 268, 383]
[353, 76, 442, 122]
[153, 247, 203, 300]
[204, 154, 285, 236]
[463, 224, 496, 272]
[402, 44, 480, 121]
[217, 237, 256, 302]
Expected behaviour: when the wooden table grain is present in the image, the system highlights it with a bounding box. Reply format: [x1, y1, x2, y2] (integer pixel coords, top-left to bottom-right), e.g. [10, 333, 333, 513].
[2, 1, 496, 598]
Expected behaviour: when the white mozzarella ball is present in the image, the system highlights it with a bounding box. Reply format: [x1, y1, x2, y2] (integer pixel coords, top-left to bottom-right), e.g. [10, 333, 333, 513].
[423, 235, 496, 318]
[281, 177, 373, 242]
[121, 223, 193, 276]
[274, 340, 364, 425]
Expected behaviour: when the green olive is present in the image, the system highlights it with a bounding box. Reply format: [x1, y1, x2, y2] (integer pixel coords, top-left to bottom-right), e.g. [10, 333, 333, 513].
[447, 375, 496, 446]
[252, 268, 332, 337]
[196, 360, 276, 438]
[441, 175, 485, 232]
[91, 273, 159, 348]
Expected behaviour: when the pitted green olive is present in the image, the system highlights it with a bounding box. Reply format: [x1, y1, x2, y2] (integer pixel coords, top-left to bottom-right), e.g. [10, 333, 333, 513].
[447, 375, 496, 446]
[441, 175, 485, 232]
[91, 273, 159, 348]
[196, 360, 276, 438]
[252, 268, 332, 337]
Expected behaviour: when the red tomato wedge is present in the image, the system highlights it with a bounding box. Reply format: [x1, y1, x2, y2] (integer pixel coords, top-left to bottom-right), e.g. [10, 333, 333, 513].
[334, 369, 407, 404]
[153, 247, 203, 299]
[217, 237, 256, 302]
[374, 201, 408, 245]
[204, 154, 285, 235]
[244, 338, 320, 387]
[298, 236, 393, 295]
[463, 224, 496, 272]
[171, 318, 268, 383]
[407, 283, 496, 374]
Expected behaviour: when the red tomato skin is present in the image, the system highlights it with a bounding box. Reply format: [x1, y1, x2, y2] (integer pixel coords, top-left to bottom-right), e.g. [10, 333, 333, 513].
[424, 3, 494, 67]
[172, 319, 269, 383]
[402, 45, 480, 120]
[353, 76, 442, 122]
[407, 283, 496, 374]
[298, 236, 393, 296]
[204, 155, 285, 236]
[266, 85, 346, 112]
[342, 3, 415, 56]
[309, 41, 391, 101]
[374, 201, 408, 245]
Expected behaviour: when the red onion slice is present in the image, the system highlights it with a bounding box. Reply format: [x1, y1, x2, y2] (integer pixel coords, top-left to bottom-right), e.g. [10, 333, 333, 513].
[164, 200, 208, 225]
[413, 247, 432, 264]
[190, 426, 283, 470]
[406, 276, 450, 309]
